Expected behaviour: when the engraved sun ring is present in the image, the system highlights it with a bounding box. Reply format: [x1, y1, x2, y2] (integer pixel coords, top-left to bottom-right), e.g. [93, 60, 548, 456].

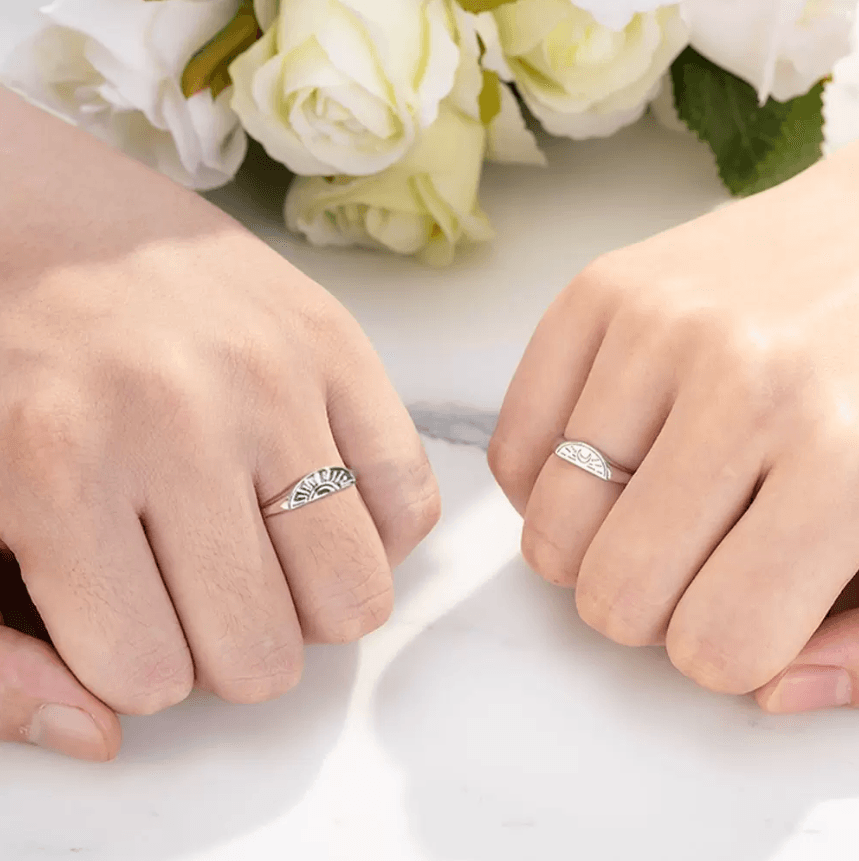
[267, 442, 628, 515]
[554, 440, 634, 486]
[261, 465, 357, 517]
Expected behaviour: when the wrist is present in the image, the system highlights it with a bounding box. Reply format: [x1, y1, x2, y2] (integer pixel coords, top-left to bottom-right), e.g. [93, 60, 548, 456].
[0, 86, 226, 282]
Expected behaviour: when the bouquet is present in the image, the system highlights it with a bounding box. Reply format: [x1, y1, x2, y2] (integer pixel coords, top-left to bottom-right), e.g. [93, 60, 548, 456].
[4, 0, 855, 265]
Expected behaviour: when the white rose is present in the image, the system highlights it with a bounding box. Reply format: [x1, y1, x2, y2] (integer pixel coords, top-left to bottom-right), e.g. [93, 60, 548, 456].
[823, 23, 859, 154]
[446, 4, 485, 121]
[1, 0, 248, 190]
[253, 0, 278, 30]
[684, 0, 856, 102]
[454, 8, 546, 165]
[229, 0, 461, 176]
[477, 0, 690, 140]
[551, 0, 685, 30]
[285, 103, 492, 266]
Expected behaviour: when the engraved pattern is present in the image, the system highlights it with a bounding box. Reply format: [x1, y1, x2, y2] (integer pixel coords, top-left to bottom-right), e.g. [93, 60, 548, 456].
[284, 466, 357, 511]
[554, 441, 612, 481]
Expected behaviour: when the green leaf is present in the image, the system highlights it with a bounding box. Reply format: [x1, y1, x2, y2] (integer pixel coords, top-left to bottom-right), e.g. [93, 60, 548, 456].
[457, 0, 516, 12]
[670, 47, 824, 197]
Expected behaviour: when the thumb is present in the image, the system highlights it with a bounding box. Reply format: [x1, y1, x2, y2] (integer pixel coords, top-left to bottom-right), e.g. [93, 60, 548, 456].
[0, 612, 121, 761]
[755, 609, 859, 714]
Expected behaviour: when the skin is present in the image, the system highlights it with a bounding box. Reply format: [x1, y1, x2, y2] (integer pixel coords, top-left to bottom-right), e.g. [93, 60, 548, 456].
[4, 87, 857, 764]
[0, 87, 440, 761]
[490, 138, 859, 715]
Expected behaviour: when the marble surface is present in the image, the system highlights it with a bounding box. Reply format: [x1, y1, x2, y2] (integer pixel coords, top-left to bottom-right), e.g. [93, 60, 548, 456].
[5, 7, 859, 861]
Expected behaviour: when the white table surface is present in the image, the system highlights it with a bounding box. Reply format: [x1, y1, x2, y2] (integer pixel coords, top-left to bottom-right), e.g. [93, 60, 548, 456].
[5, 7, 859, 861]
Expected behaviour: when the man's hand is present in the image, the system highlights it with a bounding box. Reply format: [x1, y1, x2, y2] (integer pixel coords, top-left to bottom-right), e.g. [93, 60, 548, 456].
[0, 88, 440, 759]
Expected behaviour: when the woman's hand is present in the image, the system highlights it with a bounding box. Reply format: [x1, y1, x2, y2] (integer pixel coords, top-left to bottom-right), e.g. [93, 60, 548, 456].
[0, 88, 439, 760]
[490, 140, 859, 714]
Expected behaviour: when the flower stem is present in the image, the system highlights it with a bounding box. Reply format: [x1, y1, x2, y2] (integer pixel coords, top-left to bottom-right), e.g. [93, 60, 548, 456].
[181, 0, 262, 99]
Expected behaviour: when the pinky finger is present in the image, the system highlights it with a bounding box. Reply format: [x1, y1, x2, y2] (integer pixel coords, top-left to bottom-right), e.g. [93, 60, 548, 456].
[324, 324, 441, 569]
[0, 610, 121, 761]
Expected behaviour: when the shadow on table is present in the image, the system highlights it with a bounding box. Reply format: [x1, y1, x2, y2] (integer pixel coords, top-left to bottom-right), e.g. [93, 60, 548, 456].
[0, 643, 357, 860]
[374, 558, 859, 861]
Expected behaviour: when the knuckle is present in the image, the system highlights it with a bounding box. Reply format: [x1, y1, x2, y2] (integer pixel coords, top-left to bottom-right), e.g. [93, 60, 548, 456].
[715, 347, 782, 416]
[572, 585, 608, 637]
[214, 673, 301, 705]
[665, 626, 758, 695]
[622, 296, 739, 370]
[277, 293, 357, 385]
[3, 386, 93, 496]
[790, 380, 859, 464]
[127, 353, 210, 441]
[487, 436, 525, 493]
[312, 568, 394, 644]
[301, 518, 394, 644]
[576, 549, 665, 647]
[521, 521, 578, 587]
[690, 321, 801, 429]
[290, 291, 344, 348]
[393, 460, 442, 545]
[588, 611, 659, 648]
[609, 286, 675, 340]
[575, 584, 656, 648]
[211, 639, 304, 705]
[373, 455, 441, 566]
[221, 324, 293, 403]
[567, 255, 630, 310]
[120, 649, 195, 715]
[314, 588, 394, 644]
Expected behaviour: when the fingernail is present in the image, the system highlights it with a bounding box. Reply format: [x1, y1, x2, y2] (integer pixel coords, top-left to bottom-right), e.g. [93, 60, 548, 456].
[764, 666, 853, 713]
[28, 704, 109, 761]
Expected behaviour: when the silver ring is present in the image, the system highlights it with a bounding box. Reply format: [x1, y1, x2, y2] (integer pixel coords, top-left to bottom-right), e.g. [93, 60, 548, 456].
[261, 466, 357, 517]
[554, 441, 634, 486]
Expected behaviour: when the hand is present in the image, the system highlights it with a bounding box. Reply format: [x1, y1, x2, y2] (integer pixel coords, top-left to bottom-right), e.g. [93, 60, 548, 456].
[490, 140, 859, 713]
[0, 88, 439, 760]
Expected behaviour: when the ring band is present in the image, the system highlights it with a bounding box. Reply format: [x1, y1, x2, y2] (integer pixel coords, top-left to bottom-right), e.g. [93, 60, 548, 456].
[261, 466, 357, 517]
[554, 441, 634, 486]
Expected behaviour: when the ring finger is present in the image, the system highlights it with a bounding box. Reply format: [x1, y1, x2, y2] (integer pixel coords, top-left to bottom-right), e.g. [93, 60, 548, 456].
[256, 404, 392, 646]
[521, 317, 676, 587]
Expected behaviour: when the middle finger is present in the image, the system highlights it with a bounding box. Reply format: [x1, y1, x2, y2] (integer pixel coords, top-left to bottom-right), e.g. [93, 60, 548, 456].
[572, 385, 761, 647]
